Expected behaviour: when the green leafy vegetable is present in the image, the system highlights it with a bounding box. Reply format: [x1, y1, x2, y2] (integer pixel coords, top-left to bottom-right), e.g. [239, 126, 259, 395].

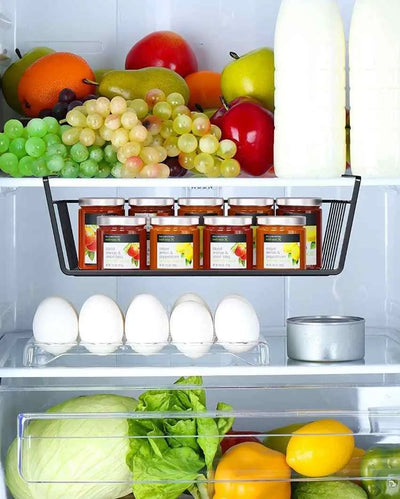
[126, 376, 234, 499]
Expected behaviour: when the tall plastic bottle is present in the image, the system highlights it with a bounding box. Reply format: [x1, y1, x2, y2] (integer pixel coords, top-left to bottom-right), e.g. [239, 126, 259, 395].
[274, 0, 346, 178]
[350, 0, 400, 177]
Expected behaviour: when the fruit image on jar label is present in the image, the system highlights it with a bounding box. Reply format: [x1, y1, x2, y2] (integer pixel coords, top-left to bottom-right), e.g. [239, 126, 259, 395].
[84, 225, 98, 264]
[306, 225, 317, 266]
[157, 234, 194, 268]
[264, 233, 301, 269]
[210, 234, 247, 269]
[103, 234, 141, 269]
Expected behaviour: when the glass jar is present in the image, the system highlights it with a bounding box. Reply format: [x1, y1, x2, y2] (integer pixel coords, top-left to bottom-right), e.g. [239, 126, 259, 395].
[96, 216, 147, 270]
[150, 217, 200, 270]
[203, 216, 253, 270]
[78, 198, 125, 270]
[256, 216, 307, 270]
[177, 198, 224, 266]
[276, 197, 322, 269]
[128, 197, 175, 266]
[228, 198, 275, 266]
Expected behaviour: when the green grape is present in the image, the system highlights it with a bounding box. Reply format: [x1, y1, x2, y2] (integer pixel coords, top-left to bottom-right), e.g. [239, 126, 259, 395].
[140, 146, 161, 165]
[120, 110, 138, 129]
[194, 152, 214, 173]
[104, 114, 121, 131]
[151, 134, 163, 147]
[0, 152, 18, 173]
[199, 134, 219, 154]
[4, 119, 24, 139]
[86, 113, 103, 130]
[61, 160, 79, 178]
[117, 141, 141, 163]
[47, 143, 68, 158]
[142, 132, 154, 146]
[177, 133, 198, 153]
[171, 104, 191, 119]
[26, 118, 48, 138]
[110, 96, 127, 114]
[217, 139, 237, 159]
[79, 128, 96, 147]
[153, 101, 172, 120]
[95, 97, 111, 117]
[59, 124, 72, 136]
[166, 92, 185, 107]
[79, 159, 99, 178]
[21, 127, 29, 140]
[89, 146, 104, 163]
[142, 115, 162, 135]
[43, 133, 61, 147]
[94, 133, 106, 147]
[220, 158, 241, 177]
[0, 133, 10, 153]
[46, 154, 65, 173]
[104, 144, 117, 164]
[192, 116, 211, 137]
[111, 161, 123, 178]
[62, 127, 81, 146]
[129, 124, 148, 143]
[8, 162, 21, 177]
[99, 125, 114, 141]
[164, 136, 180, 157]
[154, 145, 167, 162]
[84, 99, 98, 115]
[205, 163, 222, 178]
[43, 116, 60, 135]
[160, 120, 174, 139]
[70, 143, 89, 163]
[25, 137, 46, 158]
[173, 114, 192, 135]
[66, 109, 87, 128]
[98, 161, 111, 178]
[31, 158, 49, 177]
[9, 138, 27, 159]
[111, 128, 129, 148]
[127, 98, 148, 119]
[210, 124, 222, 140]
[178, 151, 196, 170]
[19, 156, 34, 176]
[145, 88, 166, 108]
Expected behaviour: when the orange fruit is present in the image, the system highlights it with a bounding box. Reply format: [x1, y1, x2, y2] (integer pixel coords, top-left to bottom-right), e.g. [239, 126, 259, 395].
[18, 52, 96, 117]
[185, 70, 222, 111]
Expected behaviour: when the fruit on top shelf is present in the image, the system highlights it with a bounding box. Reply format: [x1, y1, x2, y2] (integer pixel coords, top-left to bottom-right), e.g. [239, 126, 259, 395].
[221, 47, 275, 113]
[211, 96, 274, 176]
[125, 30, 198, 78]
[185, 70, 222, 111]
[96, 67, 190, 103]
[214, 441, 291, 499]
[17, 52, 96, 117]
[2, 46, 55, 114]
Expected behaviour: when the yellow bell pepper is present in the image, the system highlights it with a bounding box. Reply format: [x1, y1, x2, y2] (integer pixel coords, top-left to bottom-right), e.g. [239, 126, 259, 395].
[213, 441, 291, 499]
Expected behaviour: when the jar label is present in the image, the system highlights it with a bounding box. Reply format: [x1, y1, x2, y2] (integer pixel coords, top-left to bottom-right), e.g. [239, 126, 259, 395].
[263, 233, 301, 269]
[84, 223, 98, 265]
[103, 234, 141, 269]
[210, 234, 247, 269]
[156, 234, 194, 269]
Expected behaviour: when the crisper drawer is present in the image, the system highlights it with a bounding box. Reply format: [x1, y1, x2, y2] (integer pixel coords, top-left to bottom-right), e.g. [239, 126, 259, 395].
[2, 382, 400, 499]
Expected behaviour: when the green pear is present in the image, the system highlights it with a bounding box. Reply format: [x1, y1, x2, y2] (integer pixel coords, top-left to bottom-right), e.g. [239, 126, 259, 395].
[2, 47, 55, 114]
[221, 47, 274, 112]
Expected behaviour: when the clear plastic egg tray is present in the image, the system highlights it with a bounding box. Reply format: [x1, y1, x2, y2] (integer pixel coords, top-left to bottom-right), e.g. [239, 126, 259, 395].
[23, 336, 269, 368]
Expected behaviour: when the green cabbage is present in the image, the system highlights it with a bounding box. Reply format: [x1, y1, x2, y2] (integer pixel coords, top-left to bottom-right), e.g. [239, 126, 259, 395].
[5, 393, 137, 499]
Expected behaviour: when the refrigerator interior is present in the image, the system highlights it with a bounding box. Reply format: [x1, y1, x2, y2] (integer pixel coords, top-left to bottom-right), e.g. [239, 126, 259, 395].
[1, 0, 400, 496]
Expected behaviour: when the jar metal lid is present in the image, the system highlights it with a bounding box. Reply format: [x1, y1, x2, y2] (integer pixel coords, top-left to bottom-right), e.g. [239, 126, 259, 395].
[276, 197, 322, 207]
[152, 216, 199, 226]
[287, 316, 365, 326]
[79, 197, 125, 207]
[97, 216, 146, 226]
[128, 197, 174, 206]
[204, 216, 252, 226]
[178, 197, 224, 206]
[257, 216, 306, 226]
[228, 197, 274, 206]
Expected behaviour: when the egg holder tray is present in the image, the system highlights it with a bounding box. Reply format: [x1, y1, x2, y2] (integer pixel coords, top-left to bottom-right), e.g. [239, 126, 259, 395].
[22, 336, 270, 368]
[42, 175, 361, 277]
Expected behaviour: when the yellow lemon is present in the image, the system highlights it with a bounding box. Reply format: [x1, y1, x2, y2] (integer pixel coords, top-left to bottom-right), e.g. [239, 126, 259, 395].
[283, 243, 293, 254]
[176, 243, 186, 254]
[183, 245, 193, 262]
[306, 226, 317, 243]
[291, 244, 300, 262]
[286, 419, 354, 477]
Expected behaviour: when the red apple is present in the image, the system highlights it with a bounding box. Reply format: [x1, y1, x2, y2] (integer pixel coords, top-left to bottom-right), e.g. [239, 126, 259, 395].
[211, 97, 274, 176]
[125, 31, 198, 78]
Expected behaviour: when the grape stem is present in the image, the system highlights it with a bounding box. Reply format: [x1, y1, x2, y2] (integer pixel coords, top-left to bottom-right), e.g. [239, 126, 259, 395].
[82, 78, 99, 86]
[229, 51, 240, 60]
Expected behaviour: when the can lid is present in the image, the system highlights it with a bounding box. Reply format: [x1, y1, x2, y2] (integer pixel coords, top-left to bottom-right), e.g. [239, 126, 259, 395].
[79, 197, 125, 207]
[97, 216, 146, 226]
[152, 216, 199, 226]
[177, 197, 224, 206]
[257, 216, 306, 226]
[128, 197, 174, 206]
[228, 197, 274, 206]
[287, 316, 365, 326]
[204, 216, 252, 226]
[276, 197, 322, 207]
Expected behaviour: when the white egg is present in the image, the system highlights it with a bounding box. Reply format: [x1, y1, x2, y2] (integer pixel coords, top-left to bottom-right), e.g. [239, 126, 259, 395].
[33, 296, 78, 355]
[172, 293, 210, 312]
[215, 295, 260, 353]
[125, 294, 169, 355]
[170, 301, 214, 358]
[79, 295, 124, 354]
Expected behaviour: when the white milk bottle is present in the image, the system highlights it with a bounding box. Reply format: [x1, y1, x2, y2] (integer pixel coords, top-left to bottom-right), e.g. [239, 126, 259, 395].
[350, 0, 400, 177]
[274, 0, 346, 178]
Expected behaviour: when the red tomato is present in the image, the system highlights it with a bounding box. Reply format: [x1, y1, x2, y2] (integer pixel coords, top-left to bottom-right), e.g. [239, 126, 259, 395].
[220, 431, 261, 454]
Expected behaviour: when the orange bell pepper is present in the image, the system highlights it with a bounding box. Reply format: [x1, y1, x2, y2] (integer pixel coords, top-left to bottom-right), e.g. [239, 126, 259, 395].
[213, 441, 291, 499]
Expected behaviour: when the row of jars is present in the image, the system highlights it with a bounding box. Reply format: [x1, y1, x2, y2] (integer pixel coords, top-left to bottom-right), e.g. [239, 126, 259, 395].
[78, 197, 322, 271]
